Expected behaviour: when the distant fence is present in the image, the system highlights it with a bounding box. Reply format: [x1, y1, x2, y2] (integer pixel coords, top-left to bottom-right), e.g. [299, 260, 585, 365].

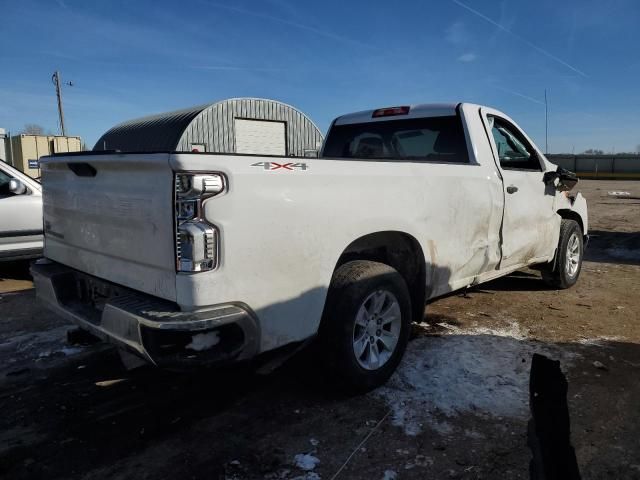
[547, 154, 640, 179]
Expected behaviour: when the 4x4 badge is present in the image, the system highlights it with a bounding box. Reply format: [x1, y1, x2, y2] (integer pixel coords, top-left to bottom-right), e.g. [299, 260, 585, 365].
[251, 162, 308, 171]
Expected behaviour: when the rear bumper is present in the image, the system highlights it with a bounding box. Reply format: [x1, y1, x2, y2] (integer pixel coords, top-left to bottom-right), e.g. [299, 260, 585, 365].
[31, 260, 259, 369]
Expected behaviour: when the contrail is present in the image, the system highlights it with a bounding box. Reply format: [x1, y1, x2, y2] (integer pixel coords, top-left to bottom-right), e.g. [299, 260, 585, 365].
[191, 65, 286, 72]
[204, 1, 372, 49]
[452, 0, 587, 77]
[493, 85, 546, 106]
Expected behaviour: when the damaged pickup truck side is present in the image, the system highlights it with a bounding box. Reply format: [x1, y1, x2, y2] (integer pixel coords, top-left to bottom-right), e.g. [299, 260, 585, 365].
[32, 103, 588, 391]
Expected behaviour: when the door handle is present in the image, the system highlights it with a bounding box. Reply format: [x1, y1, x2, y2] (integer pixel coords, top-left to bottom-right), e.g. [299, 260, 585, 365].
[506, 185, 518, 194]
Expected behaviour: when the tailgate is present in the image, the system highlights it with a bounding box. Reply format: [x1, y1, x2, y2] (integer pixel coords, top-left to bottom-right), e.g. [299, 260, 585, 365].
[41, 153, 177, 301]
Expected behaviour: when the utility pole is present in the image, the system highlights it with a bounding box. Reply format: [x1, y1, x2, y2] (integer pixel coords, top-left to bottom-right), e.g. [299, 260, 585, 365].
[544, 88, 549, 155]
[51, 71, 73, 136]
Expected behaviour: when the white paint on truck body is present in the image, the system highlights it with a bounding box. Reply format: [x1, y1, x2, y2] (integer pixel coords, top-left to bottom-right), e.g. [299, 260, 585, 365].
[39, 103, 588, 354]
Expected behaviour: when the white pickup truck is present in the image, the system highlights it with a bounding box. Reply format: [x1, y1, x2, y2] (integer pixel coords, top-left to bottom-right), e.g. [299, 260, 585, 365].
[32, 103, 588, 391]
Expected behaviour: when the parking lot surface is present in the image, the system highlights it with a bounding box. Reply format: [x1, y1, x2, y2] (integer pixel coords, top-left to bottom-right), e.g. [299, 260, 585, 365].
[1, 180, 639, 480]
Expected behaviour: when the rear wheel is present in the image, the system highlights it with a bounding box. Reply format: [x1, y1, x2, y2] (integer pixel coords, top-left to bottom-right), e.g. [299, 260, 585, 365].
[319, 260, 411, 393]
[542, 219, 583, 289]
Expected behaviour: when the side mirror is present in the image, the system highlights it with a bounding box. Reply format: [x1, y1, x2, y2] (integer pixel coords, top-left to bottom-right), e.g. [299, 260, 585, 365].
[543, 167, 578, 192]
[8, 178, 28, 195]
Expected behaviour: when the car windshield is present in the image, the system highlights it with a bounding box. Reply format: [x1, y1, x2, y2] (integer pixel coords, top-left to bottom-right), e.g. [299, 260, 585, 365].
[322, 115, 468, 163]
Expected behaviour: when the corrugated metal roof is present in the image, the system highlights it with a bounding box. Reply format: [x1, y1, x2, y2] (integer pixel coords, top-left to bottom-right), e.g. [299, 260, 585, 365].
[93, 104, 208, 151]
[92, 98, 324, 156]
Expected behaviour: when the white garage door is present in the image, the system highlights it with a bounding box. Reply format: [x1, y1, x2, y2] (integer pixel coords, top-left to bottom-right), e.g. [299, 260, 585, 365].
[234, 119, 286, 156]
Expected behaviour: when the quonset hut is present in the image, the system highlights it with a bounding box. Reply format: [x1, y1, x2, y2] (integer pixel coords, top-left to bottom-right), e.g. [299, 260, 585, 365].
[93, 98, 324, 157]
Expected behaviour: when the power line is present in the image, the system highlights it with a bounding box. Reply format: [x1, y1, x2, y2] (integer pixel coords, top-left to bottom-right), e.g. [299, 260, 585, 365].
[51, 71, 73, 136]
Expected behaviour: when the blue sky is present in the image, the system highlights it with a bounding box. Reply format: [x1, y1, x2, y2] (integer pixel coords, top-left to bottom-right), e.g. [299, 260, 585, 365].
[1, 0, 639, 153]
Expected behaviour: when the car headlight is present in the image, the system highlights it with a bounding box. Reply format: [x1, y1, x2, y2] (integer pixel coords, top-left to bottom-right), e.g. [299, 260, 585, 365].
[174, 173, 225, 272]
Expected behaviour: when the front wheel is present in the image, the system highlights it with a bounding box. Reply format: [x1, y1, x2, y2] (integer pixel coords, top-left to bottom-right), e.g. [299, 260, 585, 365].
[319, 260, 411, 393]
[542, 219, 584, 289]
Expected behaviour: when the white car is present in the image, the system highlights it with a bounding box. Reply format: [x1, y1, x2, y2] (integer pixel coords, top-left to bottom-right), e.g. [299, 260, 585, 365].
[0, 161, 43, 261]
[32, 103, 587, 391]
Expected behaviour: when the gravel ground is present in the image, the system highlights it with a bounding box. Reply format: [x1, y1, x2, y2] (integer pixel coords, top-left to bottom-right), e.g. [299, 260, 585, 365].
[0, 179, 638, 480]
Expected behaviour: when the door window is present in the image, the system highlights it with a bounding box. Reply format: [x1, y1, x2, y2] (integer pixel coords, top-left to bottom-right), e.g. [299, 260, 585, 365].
[0, 169, 13, 197]
[489, 117, 541, 171]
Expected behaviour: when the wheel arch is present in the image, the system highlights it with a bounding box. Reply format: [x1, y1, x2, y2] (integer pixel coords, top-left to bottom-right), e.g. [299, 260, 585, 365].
[556, 191, 588, 236]
[332, 231, 427, 323]
[557, 209, 585, 235]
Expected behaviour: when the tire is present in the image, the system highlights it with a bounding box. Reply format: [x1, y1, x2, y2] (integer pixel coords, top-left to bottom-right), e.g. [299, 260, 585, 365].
[541, 219, 584, 289]
[319, 260, 412, 393]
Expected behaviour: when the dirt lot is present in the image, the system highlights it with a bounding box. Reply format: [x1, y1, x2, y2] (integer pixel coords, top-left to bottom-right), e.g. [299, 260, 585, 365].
[1, 179, 639, 480]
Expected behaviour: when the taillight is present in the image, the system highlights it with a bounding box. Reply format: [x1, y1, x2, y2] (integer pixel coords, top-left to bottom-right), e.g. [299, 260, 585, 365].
[174, 173, 225, 272]
[176, 174, 224, 198]
[372, 106, 410, 118]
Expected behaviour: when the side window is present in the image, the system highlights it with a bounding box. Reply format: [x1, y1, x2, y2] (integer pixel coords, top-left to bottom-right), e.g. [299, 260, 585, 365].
[489, 117, 541, 171]
[0, 169, 12, 197]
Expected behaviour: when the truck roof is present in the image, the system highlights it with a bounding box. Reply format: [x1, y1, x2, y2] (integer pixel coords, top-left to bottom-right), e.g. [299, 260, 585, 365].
[333, 103, 470, 125]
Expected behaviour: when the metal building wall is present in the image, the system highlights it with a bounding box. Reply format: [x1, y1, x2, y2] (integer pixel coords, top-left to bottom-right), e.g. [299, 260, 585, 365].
[177, 98, 324, 157]
[547, 154, 640, 179]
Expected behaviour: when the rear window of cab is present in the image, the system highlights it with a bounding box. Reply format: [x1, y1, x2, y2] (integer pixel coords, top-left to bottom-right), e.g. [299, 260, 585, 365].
[322, 115, 469, 163]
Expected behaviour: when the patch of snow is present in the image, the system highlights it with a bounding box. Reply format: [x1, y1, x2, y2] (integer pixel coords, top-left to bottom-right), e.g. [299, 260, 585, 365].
[0, 326, 72, 351]
[375, 324, 575, 435]
[0, 326, 92, 364]
[185, 331, 220, 351]
[592, 360, 608, 370]
[382, 469, 397, 480]
[59, 347, 84, 356]
[404, 454, 433, 470]
[37, 346, 84, 359]
[464, 429, 485, 439]
[436, 321, 528, 340]
[578, 336, 623, 346]
[291, 473, 320, 480]
[294, 454, 320, 471]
